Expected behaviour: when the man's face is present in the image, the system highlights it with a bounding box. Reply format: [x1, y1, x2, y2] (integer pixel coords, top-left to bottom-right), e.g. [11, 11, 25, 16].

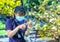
[15, 12, 25, 18]
[15, 13, 26, 22]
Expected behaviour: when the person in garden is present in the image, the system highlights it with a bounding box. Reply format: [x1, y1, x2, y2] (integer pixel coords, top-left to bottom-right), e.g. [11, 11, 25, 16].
[6, 6, 32, 42]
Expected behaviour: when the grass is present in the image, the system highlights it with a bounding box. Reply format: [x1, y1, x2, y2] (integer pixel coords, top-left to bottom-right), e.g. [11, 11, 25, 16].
[0, 30, 7, 36]
[0, 24, 5, 30]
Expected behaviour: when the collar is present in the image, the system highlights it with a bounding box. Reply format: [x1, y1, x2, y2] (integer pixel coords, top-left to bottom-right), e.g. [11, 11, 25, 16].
[14, 18, 19, 23]
[14, 18, 20, 25]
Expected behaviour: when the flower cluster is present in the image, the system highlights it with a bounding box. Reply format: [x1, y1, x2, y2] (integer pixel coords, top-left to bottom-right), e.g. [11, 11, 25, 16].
[0, 0, 21, 16]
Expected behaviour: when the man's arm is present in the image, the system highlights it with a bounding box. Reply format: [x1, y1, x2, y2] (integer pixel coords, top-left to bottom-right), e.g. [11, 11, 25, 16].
[7, 24, 26, 38]
[25, 21, 32, 36]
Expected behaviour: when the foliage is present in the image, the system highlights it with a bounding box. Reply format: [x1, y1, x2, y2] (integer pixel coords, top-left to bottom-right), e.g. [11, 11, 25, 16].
[0, 0, 21, 16]
[25, 0, 60, 40]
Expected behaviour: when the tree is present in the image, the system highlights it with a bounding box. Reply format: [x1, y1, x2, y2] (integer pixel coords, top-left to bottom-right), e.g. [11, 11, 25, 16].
[0, 0, 21, 16]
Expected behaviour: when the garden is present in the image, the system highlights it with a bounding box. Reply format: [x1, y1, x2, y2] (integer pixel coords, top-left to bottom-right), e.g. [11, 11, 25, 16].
[0, 0, 60, 42]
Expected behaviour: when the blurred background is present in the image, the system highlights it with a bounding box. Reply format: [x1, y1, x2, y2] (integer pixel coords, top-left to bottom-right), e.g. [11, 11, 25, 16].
[0, 0, 60, 42]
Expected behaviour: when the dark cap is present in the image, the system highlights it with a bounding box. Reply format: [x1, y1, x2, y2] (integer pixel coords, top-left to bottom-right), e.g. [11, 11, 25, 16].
[14, 6, 26, 14]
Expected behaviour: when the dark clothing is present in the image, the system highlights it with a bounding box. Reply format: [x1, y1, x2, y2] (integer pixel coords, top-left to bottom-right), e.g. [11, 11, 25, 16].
[6, 18, 27, 42]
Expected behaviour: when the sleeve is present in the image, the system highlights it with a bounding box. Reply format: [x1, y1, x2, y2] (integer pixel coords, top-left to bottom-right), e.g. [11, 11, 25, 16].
[6, 19, 13, 30]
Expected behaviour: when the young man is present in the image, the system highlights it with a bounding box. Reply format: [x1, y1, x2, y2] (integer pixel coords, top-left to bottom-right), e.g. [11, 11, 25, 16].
[6, 6, 32, 42]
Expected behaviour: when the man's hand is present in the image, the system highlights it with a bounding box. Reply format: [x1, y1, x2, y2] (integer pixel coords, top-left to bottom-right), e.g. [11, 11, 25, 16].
[27, 21, 32, 29]
[17, 24, 26, 30]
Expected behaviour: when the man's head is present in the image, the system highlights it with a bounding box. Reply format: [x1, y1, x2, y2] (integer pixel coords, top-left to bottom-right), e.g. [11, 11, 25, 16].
[14, 6, 26, 21]
[14, 6, 26, 17]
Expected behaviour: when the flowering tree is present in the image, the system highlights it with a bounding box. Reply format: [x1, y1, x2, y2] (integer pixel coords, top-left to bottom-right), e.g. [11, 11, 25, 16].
[25, 0, 60, 40]
[0, 0, 21, 16]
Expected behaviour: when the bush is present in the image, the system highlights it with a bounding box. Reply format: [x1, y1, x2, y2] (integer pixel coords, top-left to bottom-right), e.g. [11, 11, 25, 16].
[0, 0, 21, 16]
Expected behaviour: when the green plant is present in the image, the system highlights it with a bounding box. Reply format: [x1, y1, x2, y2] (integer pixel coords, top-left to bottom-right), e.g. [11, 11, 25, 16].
[0, 0, 21, 16]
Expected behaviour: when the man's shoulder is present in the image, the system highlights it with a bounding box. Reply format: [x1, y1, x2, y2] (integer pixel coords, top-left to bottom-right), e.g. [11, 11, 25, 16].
[6, 17, 14, 22]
